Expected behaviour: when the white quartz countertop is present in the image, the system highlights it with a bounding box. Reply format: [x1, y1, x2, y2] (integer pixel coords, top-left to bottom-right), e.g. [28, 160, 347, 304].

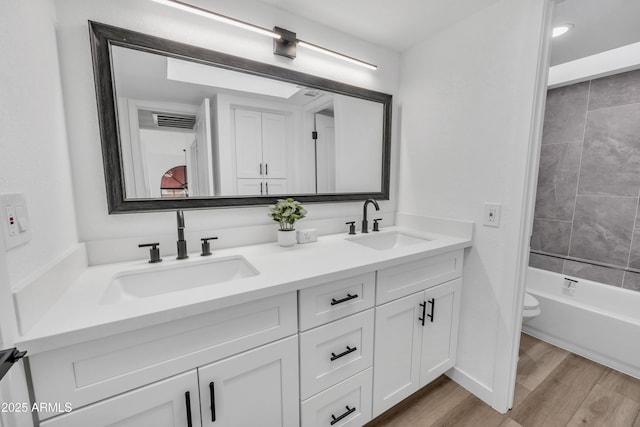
[17, 226, 471, 354]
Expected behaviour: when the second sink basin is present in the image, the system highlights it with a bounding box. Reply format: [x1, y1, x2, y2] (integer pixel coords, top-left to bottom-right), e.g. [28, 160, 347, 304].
[347, 231, 431, 251]
[101, 256, 259, 304]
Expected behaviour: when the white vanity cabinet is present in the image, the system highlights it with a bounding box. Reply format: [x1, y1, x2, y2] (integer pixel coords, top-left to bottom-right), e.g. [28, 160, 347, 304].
[197, 336, 299, 427]
[28, 244, 467, 427]
[40, 370, 201, 427]
[30, 292, 298, 424]
[298, 273, 376, 427]
[372, 278, 462, 416]
[41, 336, 299, 427]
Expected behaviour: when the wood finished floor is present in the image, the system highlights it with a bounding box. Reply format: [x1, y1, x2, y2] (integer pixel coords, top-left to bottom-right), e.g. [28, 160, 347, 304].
[365, 334, 640, 427]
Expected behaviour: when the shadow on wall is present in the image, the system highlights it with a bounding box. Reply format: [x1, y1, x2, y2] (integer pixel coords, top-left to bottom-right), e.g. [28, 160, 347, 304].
[530, 68, 640, 292]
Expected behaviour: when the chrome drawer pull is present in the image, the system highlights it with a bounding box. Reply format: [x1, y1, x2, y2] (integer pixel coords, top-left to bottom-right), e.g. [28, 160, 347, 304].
[330, 345, 357, 361]
[330, 405, 356, 425]
[331, 293, 358, 306]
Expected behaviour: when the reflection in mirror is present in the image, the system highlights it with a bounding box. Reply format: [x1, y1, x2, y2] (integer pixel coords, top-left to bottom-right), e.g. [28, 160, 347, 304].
[90, 22, 391, 212]
[112, 46, 383, 199]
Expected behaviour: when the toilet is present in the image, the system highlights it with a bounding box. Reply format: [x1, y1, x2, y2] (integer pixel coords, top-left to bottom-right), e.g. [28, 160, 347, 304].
[522, 292, 541, 319]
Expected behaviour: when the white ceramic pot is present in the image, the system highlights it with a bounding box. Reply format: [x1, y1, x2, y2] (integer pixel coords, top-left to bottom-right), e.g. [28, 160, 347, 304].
[277, 229, 297, 247]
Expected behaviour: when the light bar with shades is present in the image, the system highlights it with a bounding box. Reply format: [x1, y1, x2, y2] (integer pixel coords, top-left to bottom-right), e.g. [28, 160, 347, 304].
[151, 0, 378, 70]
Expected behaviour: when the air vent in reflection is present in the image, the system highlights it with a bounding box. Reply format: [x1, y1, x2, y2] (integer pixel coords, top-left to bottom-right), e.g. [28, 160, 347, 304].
[152, 113, 196, 130]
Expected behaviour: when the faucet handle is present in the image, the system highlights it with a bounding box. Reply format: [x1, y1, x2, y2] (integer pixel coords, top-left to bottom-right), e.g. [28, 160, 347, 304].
[139, 243, 162, 263]
[373, 218, 382, 232]
[345, 221, 356, 235]
[200, 237, 218, 256]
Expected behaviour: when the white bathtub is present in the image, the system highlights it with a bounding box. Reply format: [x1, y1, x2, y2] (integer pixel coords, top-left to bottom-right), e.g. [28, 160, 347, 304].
[523, 267, 640, 379]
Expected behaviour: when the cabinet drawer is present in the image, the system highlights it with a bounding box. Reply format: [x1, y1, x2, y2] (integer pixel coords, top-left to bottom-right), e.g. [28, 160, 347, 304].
[301, 368, 373, 427]
[300, 310, 374, 399]
[299, 272, 375, 331]
[30, 292, 297, 419]
[376, 250, 463, 304]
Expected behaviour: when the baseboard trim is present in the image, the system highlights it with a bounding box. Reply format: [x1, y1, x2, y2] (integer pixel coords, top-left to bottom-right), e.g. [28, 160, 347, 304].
[446, 366, 494, 407]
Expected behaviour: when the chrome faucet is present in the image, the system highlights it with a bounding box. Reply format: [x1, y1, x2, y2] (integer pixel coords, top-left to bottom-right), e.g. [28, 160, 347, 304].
[361, 199, 380, 233]
[176, 210, 188, 259]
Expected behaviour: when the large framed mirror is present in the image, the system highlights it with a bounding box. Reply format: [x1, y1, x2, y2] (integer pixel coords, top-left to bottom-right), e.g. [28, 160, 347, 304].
[89, 21, 392, 213]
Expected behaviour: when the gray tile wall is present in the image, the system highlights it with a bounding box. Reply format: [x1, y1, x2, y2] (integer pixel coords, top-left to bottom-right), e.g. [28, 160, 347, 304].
[530, 68, 640, 292]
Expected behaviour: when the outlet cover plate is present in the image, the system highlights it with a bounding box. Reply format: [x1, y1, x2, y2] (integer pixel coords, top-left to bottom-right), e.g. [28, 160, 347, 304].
[483, 203, 502, 227]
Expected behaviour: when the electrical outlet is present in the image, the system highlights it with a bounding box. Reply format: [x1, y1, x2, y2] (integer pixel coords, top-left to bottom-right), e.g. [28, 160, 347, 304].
[483, 203, 501, 227]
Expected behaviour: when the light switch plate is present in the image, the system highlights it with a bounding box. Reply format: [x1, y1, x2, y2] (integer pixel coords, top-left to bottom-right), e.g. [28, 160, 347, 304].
[1, 193, 31, 250]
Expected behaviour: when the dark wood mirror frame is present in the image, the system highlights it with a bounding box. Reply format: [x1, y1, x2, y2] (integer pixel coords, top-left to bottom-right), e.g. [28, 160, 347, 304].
[89, 21, 392, 213]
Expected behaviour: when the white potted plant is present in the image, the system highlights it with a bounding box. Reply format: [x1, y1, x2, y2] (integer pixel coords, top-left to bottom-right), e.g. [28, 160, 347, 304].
[268, 198, 307, 247]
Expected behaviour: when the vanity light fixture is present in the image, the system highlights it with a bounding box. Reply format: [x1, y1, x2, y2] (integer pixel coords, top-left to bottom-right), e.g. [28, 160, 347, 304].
[272, 27, 378, 70]
[151, 0, 282, 39]
[552, 23, 574, 38]
[151, 0, 378, 70]
[296, 39, 378, 70]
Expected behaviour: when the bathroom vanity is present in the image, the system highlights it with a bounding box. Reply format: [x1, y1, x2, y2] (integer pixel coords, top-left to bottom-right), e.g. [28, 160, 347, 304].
[17, 226, 470, 426]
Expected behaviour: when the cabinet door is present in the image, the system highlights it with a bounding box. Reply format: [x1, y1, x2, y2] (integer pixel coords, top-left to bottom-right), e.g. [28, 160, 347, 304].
[198, 336, 299, 427]
[236, 178, 264, 195]
[264, 179, 288, 195]
[419, 278, 462, 387]
[234, 109, 263, 178]
[40, 371, 200, 427]
[372, 292, 424, 417]
[261, 112, 288, 178]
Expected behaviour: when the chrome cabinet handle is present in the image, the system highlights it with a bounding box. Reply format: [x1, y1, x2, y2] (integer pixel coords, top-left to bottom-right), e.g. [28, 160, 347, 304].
[330, 346, 357, 361]
[331, 293, 358, 306]
[265, 163, 268, 176]
[259, 163, 263, 175]
[265, 182, 269, 195]
[330, 406, 356, 425]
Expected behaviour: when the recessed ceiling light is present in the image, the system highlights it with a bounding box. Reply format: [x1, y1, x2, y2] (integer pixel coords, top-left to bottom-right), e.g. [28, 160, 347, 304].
[552, 24, 574, 38]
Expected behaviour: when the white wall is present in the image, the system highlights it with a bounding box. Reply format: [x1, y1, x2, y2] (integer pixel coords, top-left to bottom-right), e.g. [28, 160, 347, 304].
[0, 0, 78, 287]
[398, 0, 549, 412]
[0, 2, 77, 423]
[53, 0, 400, 260]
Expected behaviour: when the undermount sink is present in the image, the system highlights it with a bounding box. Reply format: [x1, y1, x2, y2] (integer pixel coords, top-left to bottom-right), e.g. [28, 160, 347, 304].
[347, 231, 431, 251]
[101, 256, 259, 304]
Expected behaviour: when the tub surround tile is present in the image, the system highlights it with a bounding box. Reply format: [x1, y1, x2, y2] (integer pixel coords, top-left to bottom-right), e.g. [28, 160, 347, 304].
[588, 69, 640, 111]
[529, 253, 564, 273]
[622, 272, 640, 292]
[531, 219, 571, 255]
[534, 142, 581, 221]
[542, 82, 590, 145]
[577, 104, 640, 196]
[627, 230, 640, 270]
[563, 260, 624, 287]
[534, 70, 640, 293]
[569, 196, 636, 266]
